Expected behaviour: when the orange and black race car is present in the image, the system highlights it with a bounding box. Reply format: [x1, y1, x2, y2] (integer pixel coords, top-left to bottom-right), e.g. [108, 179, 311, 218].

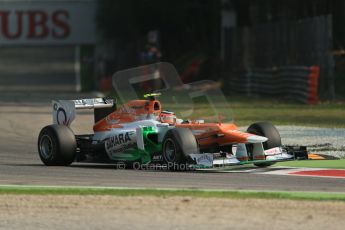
[37, 94, 306, 170]
[38, 63, 308, 170]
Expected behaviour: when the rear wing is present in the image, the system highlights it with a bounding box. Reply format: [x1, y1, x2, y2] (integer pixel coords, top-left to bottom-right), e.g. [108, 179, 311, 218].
[52, 98, 116, 126]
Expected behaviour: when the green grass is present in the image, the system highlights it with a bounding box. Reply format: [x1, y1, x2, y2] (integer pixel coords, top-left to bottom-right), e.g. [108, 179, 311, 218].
[109, 92, 345, 128]
[276, 159, 345, 169]
[227, 96, 345, 128]
[0, 185, 345, 202]
[161, 97, 345, 128]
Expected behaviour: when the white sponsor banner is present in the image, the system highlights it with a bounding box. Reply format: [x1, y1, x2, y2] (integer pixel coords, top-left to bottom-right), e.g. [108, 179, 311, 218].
[0, 0, 96, 45]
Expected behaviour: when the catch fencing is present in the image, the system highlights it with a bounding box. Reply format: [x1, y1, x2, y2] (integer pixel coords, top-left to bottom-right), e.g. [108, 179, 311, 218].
[227, 66, 320, 104]
[223, 15, 334, 99]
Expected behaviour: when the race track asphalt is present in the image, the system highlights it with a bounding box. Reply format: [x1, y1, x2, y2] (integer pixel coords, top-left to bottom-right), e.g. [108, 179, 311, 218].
[1, 92, 345, 192]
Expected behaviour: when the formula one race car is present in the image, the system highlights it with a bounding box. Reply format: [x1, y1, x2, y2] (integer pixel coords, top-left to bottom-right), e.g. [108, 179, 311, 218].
[38, 94, 298, 170]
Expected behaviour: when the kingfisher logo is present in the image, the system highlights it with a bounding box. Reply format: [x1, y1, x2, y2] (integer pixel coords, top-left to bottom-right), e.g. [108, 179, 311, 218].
[197, 154, 213, 164]
[190, 153, 213, 167]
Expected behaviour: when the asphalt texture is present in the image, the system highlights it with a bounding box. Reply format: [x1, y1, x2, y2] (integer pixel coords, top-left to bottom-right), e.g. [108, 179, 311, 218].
[1, 92, 345, 192]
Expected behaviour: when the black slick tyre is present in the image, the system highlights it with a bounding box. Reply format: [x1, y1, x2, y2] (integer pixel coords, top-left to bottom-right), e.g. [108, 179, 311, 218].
[247, 122, 281, 167]
[38, 125, 76, 166]
[162, 128, 198, 171]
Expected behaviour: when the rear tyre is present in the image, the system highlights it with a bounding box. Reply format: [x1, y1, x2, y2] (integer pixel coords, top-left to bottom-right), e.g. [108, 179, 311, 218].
[162, 128, 198, 171]
[38, 125, 76, 166]
[247, 122, 281, 167]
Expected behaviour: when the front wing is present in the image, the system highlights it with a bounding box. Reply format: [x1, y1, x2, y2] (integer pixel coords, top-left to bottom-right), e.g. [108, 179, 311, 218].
[188, 146, 307, 168]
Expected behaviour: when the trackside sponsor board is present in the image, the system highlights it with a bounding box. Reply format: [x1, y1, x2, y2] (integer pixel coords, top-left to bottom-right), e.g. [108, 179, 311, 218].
[0, 0, 96, 45]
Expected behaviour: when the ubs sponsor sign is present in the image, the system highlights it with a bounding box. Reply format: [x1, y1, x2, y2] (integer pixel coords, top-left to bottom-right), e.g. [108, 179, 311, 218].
[0, 0, 96, 45]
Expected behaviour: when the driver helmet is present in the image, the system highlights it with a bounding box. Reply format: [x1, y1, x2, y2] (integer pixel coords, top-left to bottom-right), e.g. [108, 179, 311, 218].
[158, 111, 176, 125]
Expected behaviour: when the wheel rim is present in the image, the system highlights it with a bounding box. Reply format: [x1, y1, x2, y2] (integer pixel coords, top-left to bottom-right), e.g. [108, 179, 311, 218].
[39, 135, 53, 159]
[164, 138, 176, 162]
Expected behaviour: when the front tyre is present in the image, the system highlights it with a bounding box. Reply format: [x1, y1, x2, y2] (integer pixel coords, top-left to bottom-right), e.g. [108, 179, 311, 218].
[162, 128, 198, 171]
[38, 125, 76, 166]
[247, 122, 281, 167]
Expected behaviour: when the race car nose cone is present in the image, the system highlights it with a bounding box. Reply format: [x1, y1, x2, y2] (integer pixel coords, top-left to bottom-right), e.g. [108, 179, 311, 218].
[246, 135, 268, 143]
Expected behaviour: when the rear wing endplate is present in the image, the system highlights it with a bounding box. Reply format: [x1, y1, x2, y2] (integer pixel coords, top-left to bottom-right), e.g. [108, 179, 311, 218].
[52, 98, 115, 126]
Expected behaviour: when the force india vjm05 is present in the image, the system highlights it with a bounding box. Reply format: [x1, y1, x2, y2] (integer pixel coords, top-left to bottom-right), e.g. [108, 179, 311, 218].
[38, 94, 300, 170]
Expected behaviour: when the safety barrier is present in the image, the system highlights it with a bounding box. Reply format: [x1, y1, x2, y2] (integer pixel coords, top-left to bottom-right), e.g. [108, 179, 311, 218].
[226, 66, 320, 104]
